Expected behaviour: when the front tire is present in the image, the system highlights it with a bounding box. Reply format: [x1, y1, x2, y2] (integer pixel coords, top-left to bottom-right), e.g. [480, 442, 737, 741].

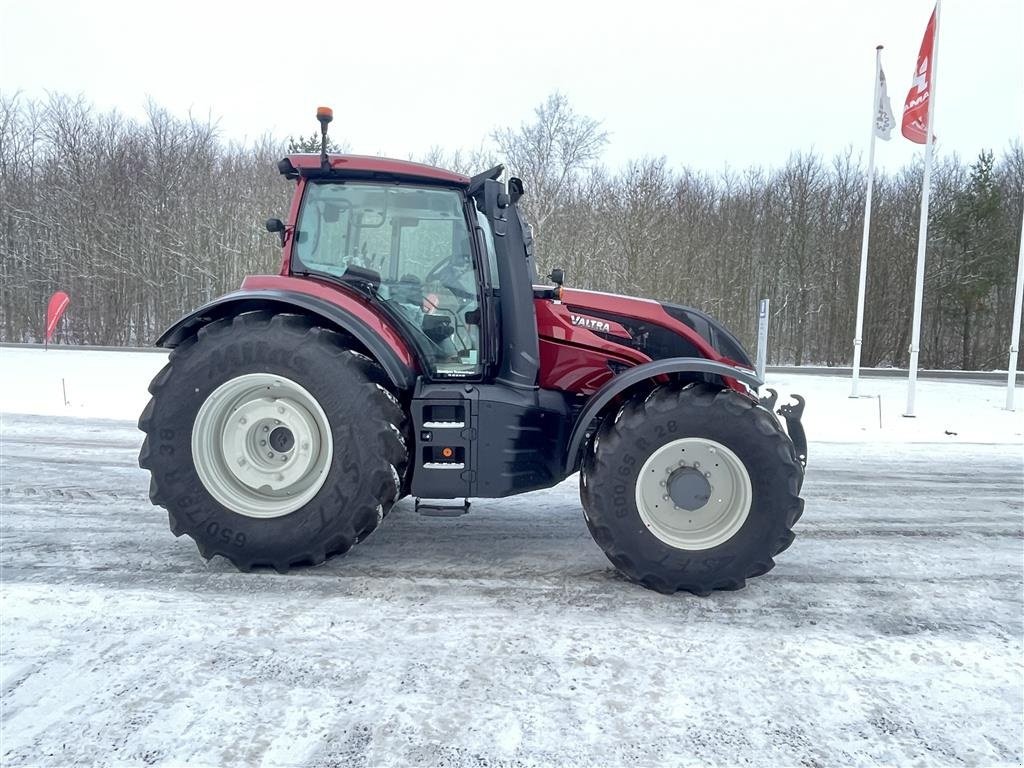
[138, 312, 408, 572]
[580, 384, 803, 595]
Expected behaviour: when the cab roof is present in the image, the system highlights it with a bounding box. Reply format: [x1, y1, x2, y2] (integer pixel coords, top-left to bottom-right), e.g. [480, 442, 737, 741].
[281, 154, 470, 186]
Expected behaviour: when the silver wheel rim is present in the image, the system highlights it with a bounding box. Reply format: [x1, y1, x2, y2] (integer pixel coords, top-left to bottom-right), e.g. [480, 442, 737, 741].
[635, 437, 752, 550]
[191, 373, 333, 519]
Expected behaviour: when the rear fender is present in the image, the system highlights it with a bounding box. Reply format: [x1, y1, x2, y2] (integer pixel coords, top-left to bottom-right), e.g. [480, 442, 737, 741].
[156, 288, 417, 391]
[564, 358, 762, 474]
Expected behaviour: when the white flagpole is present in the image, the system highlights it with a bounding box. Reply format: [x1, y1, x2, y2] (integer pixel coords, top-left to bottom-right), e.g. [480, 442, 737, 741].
[1005, 205, 1024, 410]
[851, 45, 884, 399]
[905, 0, 941, 418]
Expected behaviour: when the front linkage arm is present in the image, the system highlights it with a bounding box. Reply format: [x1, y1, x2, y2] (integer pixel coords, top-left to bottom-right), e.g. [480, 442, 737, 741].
[760, 389, 807, 468]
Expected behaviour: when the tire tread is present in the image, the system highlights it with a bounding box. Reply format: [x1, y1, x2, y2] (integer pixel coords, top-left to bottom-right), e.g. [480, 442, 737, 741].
[580, 383, 803, 596]
[138, 312, 409, 572]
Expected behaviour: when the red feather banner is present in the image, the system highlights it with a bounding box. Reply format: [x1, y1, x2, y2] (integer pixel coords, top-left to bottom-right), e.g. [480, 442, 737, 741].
[45, 291, 70, 344]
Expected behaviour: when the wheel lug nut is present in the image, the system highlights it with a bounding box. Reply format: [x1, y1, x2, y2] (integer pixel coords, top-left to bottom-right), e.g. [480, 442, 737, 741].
[659, 480, 666, 486]
[705, 472, 711, 478]
[239, 417, 247, 425]
[237, 457, 246, 466]
[263, 426, 269, 433]
[276, 473, 284, 481]
[694, 462, 701, 469]
[260, 440, 267, 446]
[277, 408, 285, 415]
[267, 451, 274, 458]
[662, 495, 670, 501]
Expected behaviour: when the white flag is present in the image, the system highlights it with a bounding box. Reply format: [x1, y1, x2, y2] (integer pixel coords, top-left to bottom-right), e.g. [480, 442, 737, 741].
[875, 65, 896, 140]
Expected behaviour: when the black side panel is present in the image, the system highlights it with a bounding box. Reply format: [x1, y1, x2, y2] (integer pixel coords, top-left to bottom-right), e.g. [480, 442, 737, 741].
[411, 381, 571, 499]
[475, 178, 539, 389]
[662, 303, 754, 368]
[155, 290, 416, 391]
[476, 387, 570, 497]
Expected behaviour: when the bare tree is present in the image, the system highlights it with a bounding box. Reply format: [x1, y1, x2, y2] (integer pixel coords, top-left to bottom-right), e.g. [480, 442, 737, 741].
[492, 92, 608, 257]
[1, 92, 1021, 371]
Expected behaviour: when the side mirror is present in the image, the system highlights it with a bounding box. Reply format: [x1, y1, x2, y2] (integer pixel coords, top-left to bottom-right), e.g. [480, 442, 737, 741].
[548, 268, 564, 286]
[508, 177, 525, 204]
[265, 217, 286, 247]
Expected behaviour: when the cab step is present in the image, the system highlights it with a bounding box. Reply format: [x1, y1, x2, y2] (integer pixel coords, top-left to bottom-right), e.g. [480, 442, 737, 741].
[415, 498, 471, 517]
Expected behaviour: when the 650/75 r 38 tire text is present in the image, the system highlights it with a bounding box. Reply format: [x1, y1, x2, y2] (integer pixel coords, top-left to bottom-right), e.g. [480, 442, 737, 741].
[580, 383, 804, 595]
[138, 311, 408, 572]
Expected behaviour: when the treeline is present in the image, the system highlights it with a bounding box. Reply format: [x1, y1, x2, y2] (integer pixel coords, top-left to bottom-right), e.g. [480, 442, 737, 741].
[2, 93, 1022, 369]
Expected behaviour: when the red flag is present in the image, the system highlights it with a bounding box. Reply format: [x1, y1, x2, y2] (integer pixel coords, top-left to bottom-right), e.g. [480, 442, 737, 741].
[45, 291, 70, 343]
[902, 7, 937, 144]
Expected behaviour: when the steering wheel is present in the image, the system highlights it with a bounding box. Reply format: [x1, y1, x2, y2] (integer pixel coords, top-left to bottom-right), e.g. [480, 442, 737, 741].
[424, 256, 476, 301]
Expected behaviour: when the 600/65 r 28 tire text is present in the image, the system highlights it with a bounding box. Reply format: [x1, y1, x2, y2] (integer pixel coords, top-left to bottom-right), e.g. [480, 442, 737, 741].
[580, 383, 803, 595]
[138, 311, 408, 572]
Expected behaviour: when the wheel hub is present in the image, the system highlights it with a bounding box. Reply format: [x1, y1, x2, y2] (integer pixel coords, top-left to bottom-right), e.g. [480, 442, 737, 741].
[666, 466, 712, 511]
[269, 426, 295, 453]
[635, 437, 752, 550]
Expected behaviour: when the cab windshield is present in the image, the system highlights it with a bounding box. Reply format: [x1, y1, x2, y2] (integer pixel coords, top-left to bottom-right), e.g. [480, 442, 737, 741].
[292, 181, 482, 377]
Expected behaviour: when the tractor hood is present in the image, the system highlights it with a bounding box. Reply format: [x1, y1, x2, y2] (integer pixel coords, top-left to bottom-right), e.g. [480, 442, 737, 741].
[554, 287, 754, 370]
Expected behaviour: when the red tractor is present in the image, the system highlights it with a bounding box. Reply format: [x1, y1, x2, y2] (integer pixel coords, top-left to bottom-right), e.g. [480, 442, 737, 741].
[139, 108, 807, 595]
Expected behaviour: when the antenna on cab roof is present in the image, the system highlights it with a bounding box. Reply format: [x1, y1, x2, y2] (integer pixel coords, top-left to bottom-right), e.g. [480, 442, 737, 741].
[316, 106, 333, 170]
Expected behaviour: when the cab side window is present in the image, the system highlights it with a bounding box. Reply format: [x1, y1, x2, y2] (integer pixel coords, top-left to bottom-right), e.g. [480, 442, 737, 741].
[292, 182, 482, 377]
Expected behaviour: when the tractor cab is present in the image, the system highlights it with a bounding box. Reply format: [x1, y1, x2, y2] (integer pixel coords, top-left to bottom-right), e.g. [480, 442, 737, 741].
[288, 176, 485, 378]
[274, 150, 537, 392]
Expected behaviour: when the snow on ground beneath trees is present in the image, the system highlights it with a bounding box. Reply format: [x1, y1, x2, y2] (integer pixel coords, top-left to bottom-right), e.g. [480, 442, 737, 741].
[2, 346, 1022, 444]
[1, 346, 1022, 766]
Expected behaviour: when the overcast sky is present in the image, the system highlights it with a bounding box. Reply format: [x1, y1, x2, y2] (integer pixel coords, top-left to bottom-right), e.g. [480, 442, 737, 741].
[1, 0, 1021, 173]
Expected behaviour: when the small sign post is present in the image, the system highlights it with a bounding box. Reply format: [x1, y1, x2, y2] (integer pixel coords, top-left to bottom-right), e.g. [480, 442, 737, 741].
[1006, 205, 1024, 411]
[756, 299, 769, 382]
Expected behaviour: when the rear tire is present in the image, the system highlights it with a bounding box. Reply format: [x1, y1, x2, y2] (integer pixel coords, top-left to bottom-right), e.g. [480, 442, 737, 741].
[138, 311, 408, 572]
[580, 383, 803, 595]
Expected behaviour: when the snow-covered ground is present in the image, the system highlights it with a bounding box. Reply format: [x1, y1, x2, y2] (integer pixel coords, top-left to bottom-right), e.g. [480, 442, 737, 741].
[2, 346, 1022, 443]
[1, 347, 1023, 767]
